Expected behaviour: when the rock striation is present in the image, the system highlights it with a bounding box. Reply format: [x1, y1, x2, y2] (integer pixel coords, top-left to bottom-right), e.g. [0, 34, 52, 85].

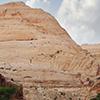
[0, 1, 81, 70]
[82, 44, 100, 65]
[0, 1, 99, 100]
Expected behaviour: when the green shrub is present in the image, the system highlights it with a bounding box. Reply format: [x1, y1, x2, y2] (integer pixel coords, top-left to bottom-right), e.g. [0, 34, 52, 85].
[0, 87, 17, 100]
[90, 93, 100, 100]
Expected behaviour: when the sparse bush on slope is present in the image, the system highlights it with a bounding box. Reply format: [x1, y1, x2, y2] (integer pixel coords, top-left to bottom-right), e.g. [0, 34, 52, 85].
[0, 87, 16, 100]
[90, 93, 100, 100]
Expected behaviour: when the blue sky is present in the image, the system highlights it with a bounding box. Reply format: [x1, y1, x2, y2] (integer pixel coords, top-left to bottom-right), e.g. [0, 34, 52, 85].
[26, 0, 62, 16]
[0, 0, 100, 44]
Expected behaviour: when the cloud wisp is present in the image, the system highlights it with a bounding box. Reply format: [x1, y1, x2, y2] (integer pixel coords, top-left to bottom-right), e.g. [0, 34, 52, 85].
[26, 0, 50, 7]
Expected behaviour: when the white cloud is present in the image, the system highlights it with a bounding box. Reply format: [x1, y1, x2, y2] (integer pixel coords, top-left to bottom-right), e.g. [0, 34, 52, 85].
[26, 0, 50, 7]
[25, 0, 38, 7]
[43, 0, 50, 3]
[57, 0, 100, 44]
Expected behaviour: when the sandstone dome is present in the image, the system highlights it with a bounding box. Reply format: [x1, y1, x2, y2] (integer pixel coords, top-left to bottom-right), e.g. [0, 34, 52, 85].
[0, 1, 82, 71]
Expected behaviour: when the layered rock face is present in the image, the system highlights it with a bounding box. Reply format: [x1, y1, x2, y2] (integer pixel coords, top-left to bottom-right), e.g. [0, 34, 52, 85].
[0, 2, 81, 70]
[82, 44, 100, 97]
[82, 44, 100, 65]
[0, 2, 99, 100]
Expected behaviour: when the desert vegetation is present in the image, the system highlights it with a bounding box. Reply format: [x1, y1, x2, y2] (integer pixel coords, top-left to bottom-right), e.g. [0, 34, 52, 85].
[90, 93, 100, 100]
[0, 86, 17, 100]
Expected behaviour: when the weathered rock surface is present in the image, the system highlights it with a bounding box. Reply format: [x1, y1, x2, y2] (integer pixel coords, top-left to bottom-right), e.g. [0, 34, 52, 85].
[0, 1, 82, 71]
[82, 44, 100, 65]
[0, 2, 99, 100]
[81, 44, 100, 98]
